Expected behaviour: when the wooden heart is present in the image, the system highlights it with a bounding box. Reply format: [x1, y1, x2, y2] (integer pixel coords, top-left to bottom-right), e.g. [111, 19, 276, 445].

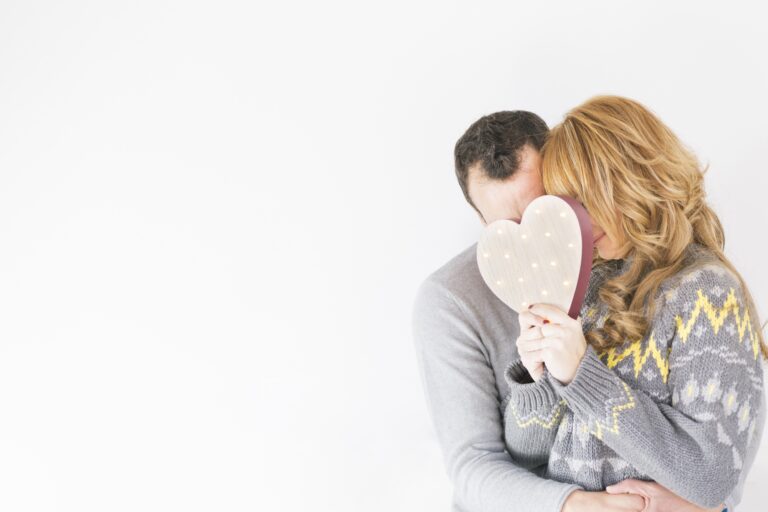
[476, 195, 593, 318]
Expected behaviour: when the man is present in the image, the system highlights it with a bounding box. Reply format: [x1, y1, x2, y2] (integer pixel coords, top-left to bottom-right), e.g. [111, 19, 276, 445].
[411, 111, 763, 512]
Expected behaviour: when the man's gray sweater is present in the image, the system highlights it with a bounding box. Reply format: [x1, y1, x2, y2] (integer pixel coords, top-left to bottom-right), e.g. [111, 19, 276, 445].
[411, 242, 764, 512]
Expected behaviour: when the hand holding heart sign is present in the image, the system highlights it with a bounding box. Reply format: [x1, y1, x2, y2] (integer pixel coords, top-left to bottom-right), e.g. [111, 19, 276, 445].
[516, 304, 590, 383]
[476, 195, 595, 383]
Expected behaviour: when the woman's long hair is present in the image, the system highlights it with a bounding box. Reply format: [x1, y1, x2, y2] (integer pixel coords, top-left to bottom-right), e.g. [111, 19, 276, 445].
[541, 95, 767, 359]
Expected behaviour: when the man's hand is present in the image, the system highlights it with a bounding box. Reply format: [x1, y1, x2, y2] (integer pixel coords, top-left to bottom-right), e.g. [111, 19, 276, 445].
[562, 489, 646, 512]
[607, 479, 725, 512]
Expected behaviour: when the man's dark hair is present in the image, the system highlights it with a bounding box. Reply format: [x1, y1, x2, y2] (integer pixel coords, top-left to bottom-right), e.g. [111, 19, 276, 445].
[454, 111, 549, 214]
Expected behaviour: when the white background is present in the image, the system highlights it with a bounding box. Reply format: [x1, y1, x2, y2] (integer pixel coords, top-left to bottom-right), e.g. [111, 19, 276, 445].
[0, 1, 766, 511]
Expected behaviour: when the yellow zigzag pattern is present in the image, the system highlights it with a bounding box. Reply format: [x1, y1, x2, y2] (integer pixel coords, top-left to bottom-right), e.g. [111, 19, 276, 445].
[599, 333, 671, 384]
[595, 287, 759, 383]
[510, 399, 568, 430]
[512, 289, 756, 437]
[675, 288, 759, 359]
[589, 380, 636, 440]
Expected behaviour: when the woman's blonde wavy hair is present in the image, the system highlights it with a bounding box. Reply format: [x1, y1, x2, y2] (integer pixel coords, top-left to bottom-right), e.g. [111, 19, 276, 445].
[541, 95, 768, 359]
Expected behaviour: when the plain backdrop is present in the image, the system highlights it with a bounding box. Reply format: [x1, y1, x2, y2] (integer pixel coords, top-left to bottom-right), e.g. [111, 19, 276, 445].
[0, 1, 766, 511]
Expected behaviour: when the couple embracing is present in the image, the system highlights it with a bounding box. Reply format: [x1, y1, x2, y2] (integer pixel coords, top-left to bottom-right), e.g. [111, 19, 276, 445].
[412, 96, 766, 512]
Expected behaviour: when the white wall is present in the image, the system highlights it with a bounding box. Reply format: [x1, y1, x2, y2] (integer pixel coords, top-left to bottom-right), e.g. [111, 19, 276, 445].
[0, 1, 765, 511]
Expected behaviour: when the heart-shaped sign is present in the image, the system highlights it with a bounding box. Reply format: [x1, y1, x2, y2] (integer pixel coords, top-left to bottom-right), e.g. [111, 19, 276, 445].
[476, 195, 593, 318]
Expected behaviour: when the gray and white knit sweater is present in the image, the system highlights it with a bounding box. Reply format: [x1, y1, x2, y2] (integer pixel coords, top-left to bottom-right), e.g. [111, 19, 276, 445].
[502, 243, 765, 509]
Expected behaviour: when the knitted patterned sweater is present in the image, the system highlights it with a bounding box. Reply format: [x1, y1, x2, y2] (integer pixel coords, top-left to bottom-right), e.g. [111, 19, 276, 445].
[502, 243, 765, 509]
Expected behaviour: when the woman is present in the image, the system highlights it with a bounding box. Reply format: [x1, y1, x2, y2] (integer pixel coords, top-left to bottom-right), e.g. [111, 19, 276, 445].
[502, 95, 767, 511]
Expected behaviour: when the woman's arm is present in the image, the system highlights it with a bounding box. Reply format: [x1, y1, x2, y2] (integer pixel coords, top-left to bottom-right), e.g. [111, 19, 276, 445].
[502, 264, 617, 471]
[502, 361, 567, 469]
[412, 277, 582, 512]
[539, 266, 764, 509]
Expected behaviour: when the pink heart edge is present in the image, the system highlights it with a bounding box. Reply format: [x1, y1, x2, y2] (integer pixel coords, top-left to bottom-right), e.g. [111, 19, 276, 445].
[555, 195, 594, 319]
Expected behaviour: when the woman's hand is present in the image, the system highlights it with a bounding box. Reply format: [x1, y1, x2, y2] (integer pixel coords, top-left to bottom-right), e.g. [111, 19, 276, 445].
[607, 480, 725, 512]
[522, 303, 587, 385]
[562, 489, 646, 512]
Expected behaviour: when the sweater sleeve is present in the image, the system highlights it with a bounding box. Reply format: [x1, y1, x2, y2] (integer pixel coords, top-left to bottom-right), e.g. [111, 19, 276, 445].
[502, 362, 567, 469]
[412, 278, 581, 512]
[500, 261, 614, 473]
[546, 265, 765, 509]
[723, 389, 766, 511]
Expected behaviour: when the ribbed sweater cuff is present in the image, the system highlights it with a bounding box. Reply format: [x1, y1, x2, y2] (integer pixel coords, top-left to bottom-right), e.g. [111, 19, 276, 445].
[504, 360, 560, 414]
[548, 345, 623, 415]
